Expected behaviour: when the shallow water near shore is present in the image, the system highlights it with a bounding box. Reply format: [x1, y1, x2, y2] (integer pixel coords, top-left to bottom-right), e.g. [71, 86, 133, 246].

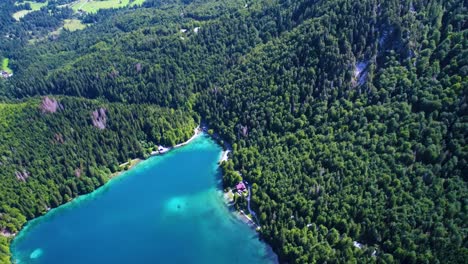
[11, 135, 277, 264]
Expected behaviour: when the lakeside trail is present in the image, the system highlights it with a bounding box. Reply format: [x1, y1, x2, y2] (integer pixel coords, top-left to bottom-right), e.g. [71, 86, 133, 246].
[231, 185, 260, 229]
[219, 148, 260, 230]
[222, 190, 257, 229]
[247, 185, 260, 225]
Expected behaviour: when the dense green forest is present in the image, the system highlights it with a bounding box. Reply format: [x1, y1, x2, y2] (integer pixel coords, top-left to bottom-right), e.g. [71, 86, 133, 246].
[0, 0, 466, 263]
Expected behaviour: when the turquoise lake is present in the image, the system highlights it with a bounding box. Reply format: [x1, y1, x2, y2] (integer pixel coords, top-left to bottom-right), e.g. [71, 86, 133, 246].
[11, 134, 277, 264]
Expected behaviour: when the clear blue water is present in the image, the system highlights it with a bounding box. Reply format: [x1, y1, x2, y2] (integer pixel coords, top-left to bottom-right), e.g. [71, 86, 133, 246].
[11, 135, 277, 264]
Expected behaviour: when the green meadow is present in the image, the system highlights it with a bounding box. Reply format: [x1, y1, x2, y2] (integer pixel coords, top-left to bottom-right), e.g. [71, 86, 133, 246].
[13, 1, 48, 20]
[15, 0, 48, 10]
[1, 58, 13, 74]
[49, 19, 86, 37]
[13, 0, 145, 19]
[71, 0, 145, 13]
[63, 19, 86, 31]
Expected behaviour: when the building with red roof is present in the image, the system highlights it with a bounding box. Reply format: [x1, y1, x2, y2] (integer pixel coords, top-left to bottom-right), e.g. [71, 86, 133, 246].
[236, 182, 246, 192]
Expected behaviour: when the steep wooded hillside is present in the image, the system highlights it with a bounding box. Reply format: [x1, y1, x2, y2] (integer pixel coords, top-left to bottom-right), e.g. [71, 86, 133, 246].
[0, 0, 466, 263]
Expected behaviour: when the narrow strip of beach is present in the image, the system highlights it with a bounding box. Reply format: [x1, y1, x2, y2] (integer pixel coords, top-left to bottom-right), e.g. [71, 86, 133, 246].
[109, 158, 143, 179]
[174, 126, 201, 148]
[219, 149, 230, 163]
[151, 126, 201, 156]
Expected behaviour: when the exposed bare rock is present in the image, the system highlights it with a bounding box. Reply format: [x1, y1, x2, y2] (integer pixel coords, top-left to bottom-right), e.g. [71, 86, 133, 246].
[240, 125, 248, 137]
[54, 133, 64, 144]
[410, 2, 416, 13]
[74, 168, 82, 178]
[15, 170, 30, 182]
[352, 61, 369, 87]
[91, 108, 107, 129]
[135, 63, 142, 73]
[40, 96, 61, 114]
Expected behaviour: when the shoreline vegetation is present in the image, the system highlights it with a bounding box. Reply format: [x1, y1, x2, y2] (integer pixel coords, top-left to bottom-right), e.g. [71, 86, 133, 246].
[217, 151, 259, 230]
[224, 190, 259, 230]
[109, 158, 143, 179]
[0, 0, 464, 261]
[223, 190, 260, 230]
[204, 125, 259, 230]
[108, 126, 201, 181]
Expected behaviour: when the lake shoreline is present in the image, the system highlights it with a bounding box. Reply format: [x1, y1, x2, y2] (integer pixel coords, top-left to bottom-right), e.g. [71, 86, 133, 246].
[3, 127, 251, 243]
[2, 127, 202, 241]
[109, 158, 143, 179]
[109, 126, 201, 181]
[11, 129, 276, 261]
[205, 124, 260, 231]
[150, 126, 201, 156]
[8, 126, 277, 263]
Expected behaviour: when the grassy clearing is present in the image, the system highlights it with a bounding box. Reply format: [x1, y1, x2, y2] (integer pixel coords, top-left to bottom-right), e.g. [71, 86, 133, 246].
[49, 18, 86, 37]
[71, 0, 144, 13]
[15, 0, 48, 10]
[13, 0, 145, 20]
[72, 0, 129, 13]
[12, 10, 33, 20]
[13, 1, 48, 20]
[63, 19, 86, 31]
[1, 58, 13, 74]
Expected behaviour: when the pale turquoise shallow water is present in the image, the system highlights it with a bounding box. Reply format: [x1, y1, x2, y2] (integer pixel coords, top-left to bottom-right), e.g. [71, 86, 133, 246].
[11, 134, 277, 264]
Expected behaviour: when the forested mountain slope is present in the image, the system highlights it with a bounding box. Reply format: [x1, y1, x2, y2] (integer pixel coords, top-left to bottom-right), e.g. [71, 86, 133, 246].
[0, 0, 466, 263]
[199, 8, 468, 262]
